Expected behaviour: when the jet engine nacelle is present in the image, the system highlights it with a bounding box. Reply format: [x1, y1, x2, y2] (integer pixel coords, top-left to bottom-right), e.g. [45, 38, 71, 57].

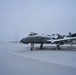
[52, 33, 59, 39]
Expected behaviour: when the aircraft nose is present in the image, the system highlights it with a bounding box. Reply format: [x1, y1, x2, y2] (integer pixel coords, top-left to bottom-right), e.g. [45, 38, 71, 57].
[20, 38, 28, 44]
[20, 39, 24, 43]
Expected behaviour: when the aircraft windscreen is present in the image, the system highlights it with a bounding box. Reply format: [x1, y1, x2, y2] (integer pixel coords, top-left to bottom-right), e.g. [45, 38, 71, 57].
[29, 32, 38, 36]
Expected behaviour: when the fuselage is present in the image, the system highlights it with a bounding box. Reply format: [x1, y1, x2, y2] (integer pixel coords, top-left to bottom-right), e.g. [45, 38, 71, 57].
[20, 32, 65, 45]
[20, 35, 51, 44]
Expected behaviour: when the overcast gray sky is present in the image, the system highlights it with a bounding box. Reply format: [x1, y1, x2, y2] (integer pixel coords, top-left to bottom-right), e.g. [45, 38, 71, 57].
[0, 0, 76, 41]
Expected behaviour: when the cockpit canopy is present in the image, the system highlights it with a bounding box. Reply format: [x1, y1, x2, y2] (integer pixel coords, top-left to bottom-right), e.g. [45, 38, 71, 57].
[28, 32, 38, 36]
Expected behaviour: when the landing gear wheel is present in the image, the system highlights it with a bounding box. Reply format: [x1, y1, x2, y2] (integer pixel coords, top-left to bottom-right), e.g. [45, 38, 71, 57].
[40, 43, 43, 49]
[56, 44, 60, 50]
[30, 47, 33, 51]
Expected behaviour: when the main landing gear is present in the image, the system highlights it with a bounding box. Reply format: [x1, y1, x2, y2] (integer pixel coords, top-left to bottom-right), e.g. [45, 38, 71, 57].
[40, 43, 43, 49]
[30, 43, 60, 50]
[56, 44, 60, 50]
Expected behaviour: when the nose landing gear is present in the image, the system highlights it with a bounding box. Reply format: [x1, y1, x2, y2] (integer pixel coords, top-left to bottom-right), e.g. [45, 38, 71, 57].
[30, 43, 34, 51]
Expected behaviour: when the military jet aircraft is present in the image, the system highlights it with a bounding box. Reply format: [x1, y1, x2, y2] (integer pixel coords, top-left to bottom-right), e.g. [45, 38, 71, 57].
[20, 32, 76, 51]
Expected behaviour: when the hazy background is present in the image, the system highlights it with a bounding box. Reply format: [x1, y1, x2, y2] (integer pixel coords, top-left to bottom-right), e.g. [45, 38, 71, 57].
[0, 0, 76, 41]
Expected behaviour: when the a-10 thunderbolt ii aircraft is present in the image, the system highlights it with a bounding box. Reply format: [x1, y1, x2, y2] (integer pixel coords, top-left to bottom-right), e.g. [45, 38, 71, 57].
[20, 32, 76, 51]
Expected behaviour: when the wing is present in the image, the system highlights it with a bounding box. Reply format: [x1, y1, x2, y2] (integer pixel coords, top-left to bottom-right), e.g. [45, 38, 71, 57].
[48, 37, 76, 43]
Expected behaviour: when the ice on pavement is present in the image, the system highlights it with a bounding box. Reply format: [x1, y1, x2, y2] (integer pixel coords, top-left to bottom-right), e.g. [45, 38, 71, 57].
[0, 42, 76, 68]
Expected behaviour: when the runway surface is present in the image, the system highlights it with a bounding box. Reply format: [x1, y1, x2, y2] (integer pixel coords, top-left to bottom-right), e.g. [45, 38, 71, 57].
[0, 42, 76, 75]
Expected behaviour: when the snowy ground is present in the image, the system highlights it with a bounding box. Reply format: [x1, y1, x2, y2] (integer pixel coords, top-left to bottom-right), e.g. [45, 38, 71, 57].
[0, 42, 76, 75]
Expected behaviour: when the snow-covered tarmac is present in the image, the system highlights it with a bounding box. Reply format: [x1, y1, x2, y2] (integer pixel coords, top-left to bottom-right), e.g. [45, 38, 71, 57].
[0, 42, 76, 75]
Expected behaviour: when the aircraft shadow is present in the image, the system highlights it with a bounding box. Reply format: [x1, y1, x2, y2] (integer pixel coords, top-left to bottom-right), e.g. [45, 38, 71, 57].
[32, 45, 76, 51]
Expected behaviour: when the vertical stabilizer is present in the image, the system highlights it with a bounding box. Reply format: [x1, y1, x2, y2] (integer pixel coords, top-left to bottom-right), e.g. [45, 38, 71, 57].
[69, 32, 71, 37]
